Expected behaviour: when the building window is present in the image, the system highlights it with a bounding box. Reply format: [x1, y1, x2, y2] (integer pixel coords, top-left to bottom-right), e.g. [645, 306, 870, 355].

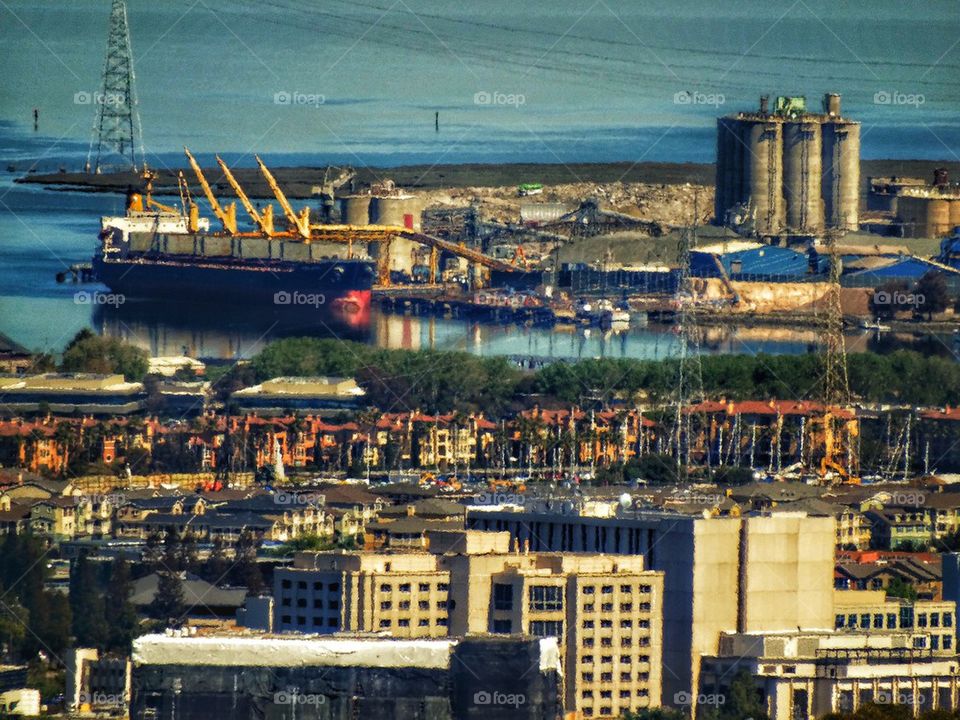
[419, 619, 429, 627]
[638, 585, 651, 594]
[297, 581, 307, 590]
[493, 583, 514, 611]
[281, 579, 292, 589]
[887, 613, 897, 628]
[945, 635, 952, 649]
[380, 601, 392, 610]
[529, 620, 563, 638]
[583, 586, 595, 595]
[399, 601, 410, 610]
[379, 619, 391, 628]
[419, 601, 429, 610]
[931, 613, 940, 628]
[419, 583, 430, 592]
[620, 585, 632, 593]
[918, 613, 928, 628]
[583, 620, 595, 629]
[399, 583, 411, 593]
[380, 583, 392, 593]
[398, 619, 410, 628]
[329, 583, 340, 592]
[529, 586, 563, 612]
[944, 613, 953, 628]
[492, 619, 512, 634]
[313, 581, 323, 591]
[601, 585, 613, 594]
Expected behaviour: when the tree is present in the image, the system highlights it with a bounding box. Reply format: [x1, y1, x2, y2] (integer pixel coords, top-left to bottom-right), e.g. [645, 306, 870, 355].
[717, 669, 768, 720]
[915, 271, 950, 320]
[60, 329, 149, 381]
[105, 557, 138, 653]
[885, 576, 918, 602]
[69, 554, 108, 649]
[149, 570, 185, 625]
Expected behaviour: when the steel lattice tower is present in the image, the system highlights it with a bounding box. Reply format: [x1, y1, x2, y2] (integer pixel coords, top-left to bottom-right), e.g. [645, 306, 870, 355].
[822, 229, 850, 406]
[86, 0, 143, 173]
[672, 199, 706, 480]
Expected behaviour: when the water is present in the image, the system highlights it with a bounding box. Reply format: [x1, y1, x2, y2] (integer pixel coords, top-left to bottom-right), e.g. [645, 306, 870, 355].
[0, 0, 958, 165]
[1, 2, 959, 359]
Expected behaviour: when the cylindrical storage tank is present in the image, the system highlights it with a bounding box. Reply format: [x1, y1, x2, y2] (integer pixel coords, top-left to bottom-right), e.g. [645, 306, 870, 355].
[370, 195, 422, 276]
[340, 195, 372, 226]
[370, 195, 422, 231]
[744, 120, 784, 235]
[824, 93, 841, 117]
[928, 198, 951, 237]
[822, 120, 861, 230]
[783, 120, 824, 232]
[949, 199, 960, 230]
[714, 118, 730, 224]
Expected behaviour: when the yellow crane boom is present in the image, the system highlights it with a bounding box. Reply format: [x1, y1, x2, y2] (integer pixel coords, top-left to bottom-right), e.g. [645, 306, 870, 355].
[215, 155, 275, 237]
[255, 155, 310, 240]
[184, 147, 237, 235]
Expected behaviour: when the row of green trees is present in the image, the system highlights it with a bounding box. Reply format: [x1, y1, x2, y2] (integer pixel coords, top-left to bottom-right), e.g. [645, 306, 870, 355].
[46, 330, 960, 414]
[243, 337, 960, 410]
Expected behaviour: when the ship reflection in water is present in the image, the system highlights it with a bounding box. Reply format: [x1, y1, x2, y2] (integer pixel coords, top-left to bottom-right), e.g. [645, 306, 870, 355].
[86, 295, 909, 362]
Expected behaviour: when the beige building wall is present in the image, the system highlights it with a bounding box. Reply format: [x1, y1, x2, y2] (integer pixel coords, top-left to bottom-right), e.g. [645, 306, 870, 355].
[738, 514, 835, 634]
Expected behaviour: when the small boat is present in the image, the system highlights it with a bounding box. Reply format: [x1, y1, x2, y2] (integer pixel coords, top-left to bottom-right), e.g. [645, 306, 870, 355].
[859, 318, 890, 332]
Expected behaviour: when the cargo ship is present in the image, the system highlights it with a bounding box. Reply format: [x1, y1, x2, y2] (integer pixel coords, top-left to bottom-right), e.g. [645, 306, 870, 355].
[93, 155, 376, 310]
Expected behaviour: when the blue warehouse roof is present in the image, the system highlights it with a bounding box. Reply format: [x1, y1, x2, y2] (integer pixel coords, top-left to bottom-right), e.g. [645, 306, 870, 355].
[690, 242, 823, 280]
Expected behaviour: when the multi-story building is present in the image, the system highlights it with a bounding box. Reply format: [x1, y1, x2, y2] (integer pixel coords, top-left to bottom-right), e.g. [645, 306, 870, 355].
[833, 590, 955, 653]
[274, 551, 450, 638]
[467, 509, 836, 711]
[273, 530, 665, 720]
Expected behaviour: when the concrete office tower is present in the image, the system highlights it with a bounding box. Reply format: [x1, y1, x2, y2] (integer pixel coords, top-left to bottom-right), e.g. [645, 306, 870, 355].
[466, 510, 836, 711]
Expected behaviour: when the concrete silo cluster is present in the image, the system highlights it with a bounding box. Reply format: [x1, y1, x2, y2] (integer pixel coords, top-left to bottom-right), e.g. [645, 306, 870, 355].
[715, 94, 860, 236]
[339, 181, 424, 276]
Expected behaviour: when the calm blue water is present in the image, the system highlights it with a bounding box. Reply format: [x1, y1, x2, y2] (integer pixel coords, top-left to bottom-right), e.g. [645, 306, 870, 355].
[0, 1, 958, 358]
[0, 0, 958, 166]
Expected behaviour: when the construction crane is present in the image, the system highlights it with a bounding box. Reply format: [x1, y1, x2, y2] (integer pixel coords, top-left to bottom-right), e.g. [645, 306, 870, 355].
[255, 155, 310, 240]
[312, 166, 356, 222]
[215, 155, 276, 237]
[184, 147, 238, 235]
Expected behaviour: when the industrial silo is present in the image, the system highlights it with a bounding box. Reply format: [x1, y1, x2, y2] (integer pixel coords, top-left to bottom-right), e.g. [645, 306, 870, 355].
[822, 120, 860, 230]
[928, 198, 952, 237]
[744, 119, 784, 235]
[949, 199, 960, 231]
[715, 117, 743, 224]
[340, 195, 372, 226]
[370, 195, 423, 276]
[783, 120, 824, 232]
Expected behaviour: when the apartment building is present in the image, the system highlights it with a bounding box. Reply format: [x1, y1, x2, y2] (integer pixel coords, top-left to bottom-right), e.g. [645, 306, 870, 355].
[274, 552, 450, 638]
[834, 589, 955, 653]
[273, 530, 665, 720]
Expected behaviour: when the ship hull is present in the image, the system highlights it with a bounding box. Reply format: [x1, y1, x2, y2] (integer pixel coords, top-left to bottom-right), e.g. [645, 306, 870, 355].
[93, 254, 375, 305]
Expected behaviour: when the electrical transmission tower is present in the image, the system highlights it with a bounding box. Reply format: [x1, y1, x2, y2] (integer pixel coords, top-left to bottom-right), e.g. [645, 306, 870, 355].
[822, 229, 850, 406]
[672, 197, 706, 481]
[86, 0, 143, 173]
[819, 228, 859, 482]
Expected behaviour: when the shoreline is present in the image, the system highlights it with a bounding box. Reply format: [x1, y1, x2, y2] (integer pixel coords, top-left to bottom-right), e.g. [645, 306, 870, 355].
[15, 159, 960, 200]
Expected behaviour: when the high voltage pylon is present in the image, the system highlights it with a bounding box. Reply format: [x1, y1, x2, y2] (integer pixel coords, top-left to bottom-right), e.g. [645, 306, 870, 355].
[86, 0, 143, 173]
[819, 227, 859, 482]
[672, 195, 706, 480]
